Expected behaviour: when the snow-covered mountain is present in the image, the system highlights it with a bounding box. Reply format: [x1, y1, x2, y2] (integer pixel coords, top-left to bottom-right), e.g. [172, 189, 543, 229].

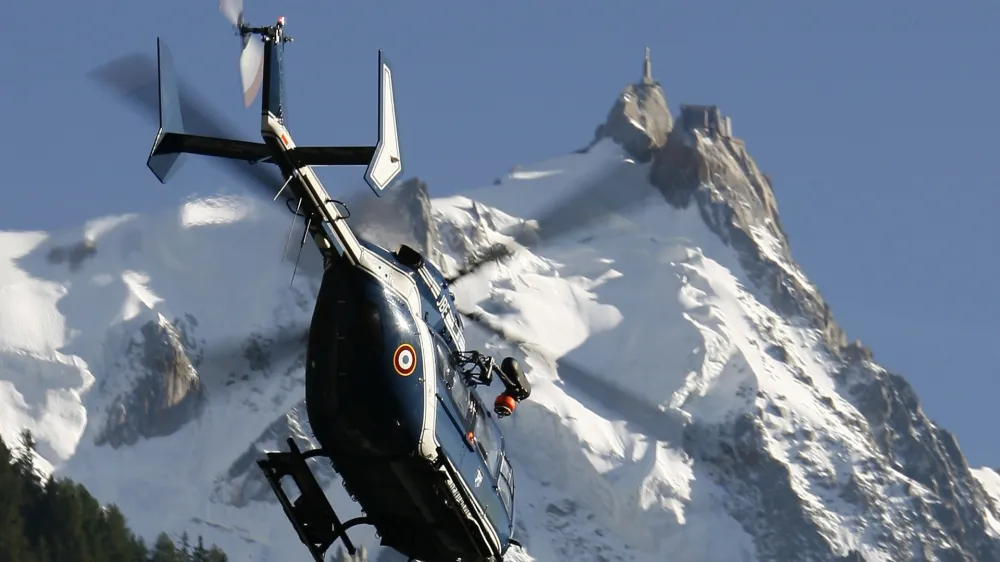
[3, 55, 1000, 562]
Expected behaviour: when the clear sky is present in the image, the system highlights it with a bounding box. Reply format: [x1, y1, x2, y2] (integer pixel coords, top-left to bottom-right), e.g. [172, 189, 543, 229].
[2, 1, 998, 467]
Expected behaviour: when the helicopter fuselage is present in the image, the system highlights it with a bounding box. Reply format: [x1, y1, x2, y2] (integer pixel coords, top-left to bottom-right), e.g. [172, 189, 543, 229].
[305, 240, 515, 561]
[251, 30, 515, 562]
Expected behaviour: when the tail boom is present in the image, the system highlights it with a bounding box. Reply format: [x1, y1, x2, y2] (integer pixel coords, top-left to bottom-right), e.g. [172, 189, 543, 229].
[261, 113, 365, 265]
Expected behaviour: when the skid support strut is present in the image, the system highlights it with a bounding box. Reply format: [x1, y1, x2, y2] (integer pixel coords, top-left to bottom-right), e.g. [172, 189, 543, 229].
[257, 438, 370, 561]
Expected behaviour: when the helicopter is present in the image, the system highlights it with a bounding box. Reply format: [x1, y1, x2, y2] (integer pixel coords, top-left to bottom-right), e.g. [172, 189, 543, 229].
[88, 2, 663, 561]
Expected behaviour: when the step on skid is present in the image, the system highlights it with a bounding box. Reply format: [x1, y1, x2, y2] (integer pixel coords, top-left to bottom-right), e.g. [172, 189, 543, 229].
[257, 437, 371, 561]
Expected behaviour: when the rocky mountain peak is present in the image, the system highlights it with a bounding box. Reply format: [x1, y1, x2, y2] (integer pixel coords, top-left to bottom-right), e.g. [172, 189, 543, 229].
[583, 61, 1000, 561]
[593, 62, 848, 359]
[592, 48, 673, 162]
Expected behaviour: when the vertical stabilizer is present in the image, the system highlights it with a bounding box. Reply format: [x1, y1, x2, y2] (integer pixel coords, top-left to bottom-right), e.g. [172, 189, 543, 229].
[364, 51, 402, 195]
[147, 38, 186, 183]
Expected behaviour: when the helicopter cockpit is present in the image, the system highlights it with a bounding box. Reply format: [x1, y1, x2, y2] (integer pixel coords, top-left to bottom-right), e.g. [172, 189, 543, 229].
[433, 334, 516, 524]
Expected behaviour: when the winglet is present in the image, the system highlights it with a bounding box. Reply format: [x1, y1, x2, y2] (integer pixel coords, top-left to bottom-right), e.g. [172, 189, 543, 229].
[363, 51, 402, 195]
[146, 38, 186, 184]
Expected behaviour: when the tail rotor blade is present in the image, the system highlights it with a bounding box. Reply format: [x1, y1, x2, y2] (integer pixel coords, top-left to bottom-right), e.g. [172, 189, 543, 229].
[240, 38, 265, 108]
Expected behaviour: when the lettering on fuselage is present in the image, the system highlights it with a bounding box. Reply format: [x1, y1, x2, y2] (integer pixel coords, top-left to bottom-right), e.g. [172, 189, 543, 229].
[416, 265, 465, 351]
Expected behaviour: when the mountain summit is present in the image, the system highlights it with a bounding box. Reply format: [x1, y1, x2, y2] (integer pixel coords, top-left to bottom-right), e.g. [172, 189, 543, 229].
[593, 47, 673, 162]
[2, 52, 1000, 562]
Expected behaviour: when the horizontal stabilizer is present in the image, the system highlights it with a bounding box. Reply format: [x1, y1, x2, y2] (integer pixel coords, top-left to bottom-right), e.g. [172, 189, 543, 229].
[364, 51, 403, 195]
[143, 43, 403, 192]
[150, 133, 271, 162]
[289, 146, 376, 167]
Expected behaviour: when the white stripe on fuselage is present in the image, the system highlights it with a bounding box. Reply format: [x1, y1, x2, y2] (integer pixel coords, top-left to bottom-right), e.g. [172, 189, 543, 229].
[416, 265, 465, 351]
[414, 318, 438, 460]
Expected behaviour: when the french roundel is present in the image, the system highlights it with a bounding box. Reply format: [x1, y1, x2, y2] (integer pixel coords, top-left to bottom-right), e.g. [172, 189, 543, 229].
[393, 343, 417, 376]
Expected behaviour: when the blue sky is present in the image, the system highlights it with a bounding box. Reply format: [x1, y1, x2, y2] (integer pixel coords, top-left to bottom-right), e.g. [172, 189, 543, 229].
[2, 1, 998, 467]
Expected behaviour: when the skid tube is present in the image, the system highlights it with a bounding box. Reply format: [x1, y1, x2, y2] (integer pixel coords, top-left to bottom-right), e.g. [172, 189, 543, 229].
[257, 438, 371, 561]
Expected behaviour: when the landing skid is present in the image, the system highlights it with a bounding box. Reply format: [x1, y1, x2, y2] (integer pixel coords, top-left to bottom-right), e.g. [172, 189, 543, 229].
[257, 438, 371, 561]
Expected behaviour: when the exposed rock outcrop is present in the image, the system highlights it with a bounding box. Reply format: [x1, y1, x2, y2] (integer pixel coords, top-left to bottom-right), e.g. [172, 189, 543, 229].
[592, 48, 673, 162]
[96, 315, 206, 448]
[650, 118, 848, 355]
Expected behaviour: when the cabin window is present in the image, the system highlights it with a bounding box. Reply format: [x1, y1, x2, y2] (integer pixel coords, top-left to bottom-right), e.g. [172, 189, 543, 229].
[436, 338, 472, 425]
[498, 454, 514, 514]
[472, 401, 502, 476]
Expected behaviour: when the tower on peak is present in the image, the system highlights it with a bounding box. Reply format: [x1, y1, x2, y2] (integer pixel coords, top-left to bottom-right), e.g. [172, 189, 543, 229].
[642, 46, 653, 84]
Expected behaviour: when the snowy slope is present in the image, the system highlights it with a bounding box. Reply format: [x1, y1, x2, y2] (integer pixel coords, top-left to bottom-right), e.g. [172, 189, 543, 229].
[2, 135, 998, 562]
[5, 68, 1000, 561]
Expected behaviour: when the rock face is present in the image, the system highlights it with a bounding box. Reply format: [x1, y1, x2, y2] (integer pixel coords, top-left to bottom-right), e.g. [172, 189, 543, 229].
[588, 59, 1000, 561]
[651, 109, 847, 355]
[593, 48, 673, 162]
[96, 315, 206, 448]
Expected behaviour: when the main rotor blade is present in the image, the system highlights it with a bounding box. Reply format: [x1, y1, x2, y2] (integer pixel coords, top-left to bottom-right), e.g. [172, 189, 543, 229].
[459, 307, 685, 442]
[446, 160, 658, 284]
[220, 0, 243, 28]
[196, 326, 309, 374]
[88, 52, 283, 198]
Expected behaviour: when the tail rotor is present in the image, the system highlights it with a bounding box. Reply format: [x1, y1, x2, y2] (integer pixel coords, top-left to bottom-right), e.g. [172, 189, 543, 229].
[220, 0, 264, 107]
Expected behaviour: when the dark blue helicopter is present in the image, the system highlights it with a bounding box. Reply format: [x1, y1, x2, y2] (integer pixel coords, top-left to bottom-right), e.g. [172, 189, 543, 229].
[89, 2, 659, 559]
[92, 3, 535, 561]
